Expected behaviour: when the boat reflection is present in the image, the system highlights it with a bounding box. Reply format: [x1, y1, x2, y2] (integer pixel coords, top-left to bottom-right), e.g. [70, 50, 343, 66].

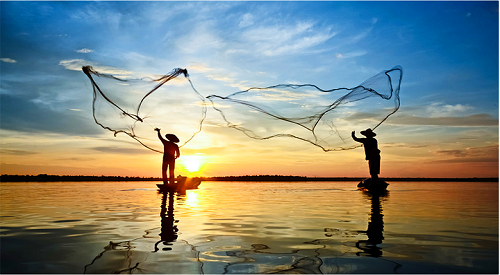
[154, 191, 180, 252]
[356, 190, 389, 257]
[220, 190, 391, 273]
[82, 191, 185, 273]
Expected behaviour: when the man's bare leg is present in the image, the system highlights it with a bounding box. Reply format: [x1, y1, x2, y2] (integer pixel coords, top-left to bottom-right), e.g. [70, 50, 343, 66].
[169, 166, 175, 185]
[162, 161, 168, 185]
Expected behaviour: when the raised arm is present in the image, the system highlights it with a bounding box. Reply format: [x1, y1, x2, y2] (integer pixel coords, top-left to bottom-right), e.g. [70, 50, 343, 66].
[352, 131, 363, 143]
[155, 128, 166, 142]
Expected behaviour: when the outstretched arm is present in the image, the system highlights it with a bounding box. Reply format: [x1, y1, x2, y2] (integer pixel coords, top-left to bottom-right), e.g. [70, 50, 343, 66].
[155, 128, 166, 142]
[352, 131, 362, 143]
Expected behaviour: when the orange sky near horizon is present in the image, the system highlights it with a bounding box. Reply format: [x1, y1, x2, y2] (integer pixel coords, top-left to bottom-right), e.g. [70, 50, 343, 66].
[1, 126, 498, 178]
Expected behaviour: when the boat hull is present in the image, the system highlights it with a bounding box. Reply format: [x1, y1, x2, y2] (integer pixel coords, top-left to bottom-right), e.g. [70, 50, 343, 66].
[357, 178, 388, 193]
[157, 177, 201, 193]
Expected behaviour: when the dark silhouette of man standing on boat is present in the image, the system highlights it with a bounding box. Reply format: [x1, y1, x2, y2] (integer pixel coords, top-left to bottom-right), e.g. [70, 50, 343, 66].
[155, 128, 180, 185]
[352, 129, 380, 180]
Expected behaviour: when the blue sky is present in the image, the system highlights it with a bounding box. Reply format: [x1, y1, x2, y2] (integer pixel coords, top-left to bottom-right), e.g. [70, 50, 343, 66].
[1, 1, 498, 178]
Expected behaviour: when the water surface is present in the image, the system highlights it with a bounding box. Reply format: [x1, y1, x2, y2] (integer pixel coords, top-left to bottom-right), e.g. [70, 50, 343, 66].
[1, 181, 497, 273]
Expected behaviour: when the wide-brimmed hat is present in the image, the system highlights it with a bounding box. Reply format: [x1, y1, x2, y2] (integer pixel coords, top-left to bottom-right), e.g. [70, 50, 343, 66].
[360, 128, 376, 137]
[165, 134, 180, 143]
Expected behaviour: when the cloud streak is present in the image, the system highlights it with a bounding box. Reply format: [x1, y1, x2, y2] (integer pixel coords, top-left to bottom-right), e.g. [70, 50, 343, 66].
[336, 50, 368, 59]
[426, 103, 474, 117]
[91, 146, 150, 155]
[432, 145, 499, 163]
[1, 58, 17, 63]
[0, 149, 38, 156]
[59, 59, 133, 76]
[389, 114, 498, 126]
[76, 48, 93, 53]
[238, 21, 337, 56]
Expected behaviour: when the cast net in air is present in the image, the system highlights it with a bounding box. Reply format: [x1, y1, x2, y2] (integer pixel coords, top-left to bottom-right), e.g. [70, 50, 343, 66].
[206, 66, 403, 151]
[82, 66, 207, 154]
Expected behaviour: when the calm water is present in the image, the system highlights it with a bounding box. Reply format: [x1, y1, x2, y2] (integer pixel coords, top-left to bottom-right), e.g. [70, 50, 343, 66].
[1, 181, 498, 274]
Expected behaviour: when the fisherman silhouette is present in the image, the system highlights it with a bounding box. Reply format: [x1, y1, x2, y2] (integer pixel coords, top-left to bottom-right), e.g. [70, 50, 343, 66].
[155, 128, 180, 185]
[352, 129, 381, 180]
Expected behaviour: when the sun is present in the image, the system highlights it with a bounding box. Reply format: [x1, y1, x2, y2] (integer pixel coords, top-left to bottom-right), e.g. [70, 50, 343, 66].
[180, 155, 204, 173]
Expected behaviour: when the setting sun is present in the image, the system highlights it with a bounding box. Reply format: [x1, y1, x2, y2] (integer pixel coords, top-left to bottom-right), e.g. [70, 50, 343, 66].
[180, 155, 205, 173]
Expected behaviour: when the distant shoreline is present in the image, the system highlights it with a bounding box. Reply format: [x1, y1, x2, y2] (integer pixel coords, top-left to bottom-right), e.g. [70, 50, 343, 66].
[0, 174, 497, 182]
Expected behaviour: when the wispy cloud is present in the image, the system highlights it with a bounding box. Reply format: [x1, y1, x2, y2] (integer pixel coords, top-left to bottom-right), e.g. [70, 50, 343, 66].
[76, 48, 93, 53]
[346, 27, 373, 44]
[436, 149, 468, 157]
[189, 63, 249, 89]
[383, 143, 429, 149]
[433, 145, 499, 163]
[189, 64, 213, 73]
[426, 103, 474, 117]
[389, 114, 498, 126]
[69, 3, 123, 30]
[91, 146, 149, 155]
[239, 13, 254, 28]
[174, 23, 226, 55]
[1, 58, 17, 63]
[0, 149, 38, 156]
[256, 88, 317, 102]
[59, 59, 133, 76]
[336, 50, 368, 59]
[240, 21, 337, 56]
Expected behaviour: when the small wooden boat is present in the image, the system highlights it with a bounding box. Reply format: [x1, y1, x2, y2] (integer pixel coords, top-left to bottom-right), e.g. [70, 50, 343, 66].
[157, 176, 201, 193]
[357, 178, 388, 193]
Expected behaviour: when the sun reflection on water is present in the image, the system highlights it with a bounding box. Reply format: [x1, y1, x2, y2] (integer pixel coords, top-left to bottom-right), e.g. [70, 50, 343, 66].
[185, 190, 200, 208]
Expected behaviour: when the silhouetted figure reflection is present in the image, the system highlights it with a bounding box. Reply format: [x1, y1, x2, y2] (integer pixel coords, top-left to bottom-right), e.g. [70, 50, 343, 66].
[154, 192, 178, 252]
[356, 191, 387, 257]
[352, 129, 380, 180]
[155, 128, 180, 185]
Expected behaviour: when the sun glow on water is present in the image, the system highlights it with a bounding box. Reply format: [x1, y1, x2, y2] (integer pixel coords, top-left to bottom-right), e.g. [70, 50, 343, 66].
[185, 190, 200, 208]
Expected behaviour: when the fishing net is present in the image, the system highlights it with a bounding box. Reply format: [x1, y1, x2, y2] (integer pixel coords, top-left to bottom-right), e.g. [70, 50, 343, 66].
[207, 66, 403, 151]
[82, 66, 207, 154]
[82, 65, 402, 153]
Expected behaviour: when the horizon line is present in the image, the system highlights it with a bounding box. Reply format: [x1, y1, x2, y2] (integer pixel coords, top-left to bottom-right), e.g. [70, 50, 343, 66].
[1, 174, 497, 182]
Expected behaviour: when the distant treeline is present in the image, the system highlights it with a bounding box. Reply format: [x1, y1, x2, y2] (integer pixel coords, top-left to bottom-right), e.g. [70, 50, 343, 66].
[0, 174, 163, 182]
[1, 174, 497, 182]
[200, 175, 498, 182]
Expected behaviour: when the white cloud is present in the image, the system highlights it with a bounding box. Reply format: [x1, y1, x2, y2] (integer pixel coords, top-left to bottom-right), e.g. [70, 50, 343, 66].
[335, 25, 375, 48]
[239, 13, 254, 28]
[206, 73, 237, 84]
[388, 113, 497, 126]
[241, 21, 336, 56]
[59, 59, 133, 76]
[1, 58, 17, 63]
[188, 63, 248, 89]
[174, 23, 226, 55]
[347, 28, 372, 44]
[336, 50, 368, 59]
[188, 64, 213, 73]
[426, 103, 474, 117]
[69, 3, 122, 30]
[76, 48, 93, 53]
[256, 88, 317, 102]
